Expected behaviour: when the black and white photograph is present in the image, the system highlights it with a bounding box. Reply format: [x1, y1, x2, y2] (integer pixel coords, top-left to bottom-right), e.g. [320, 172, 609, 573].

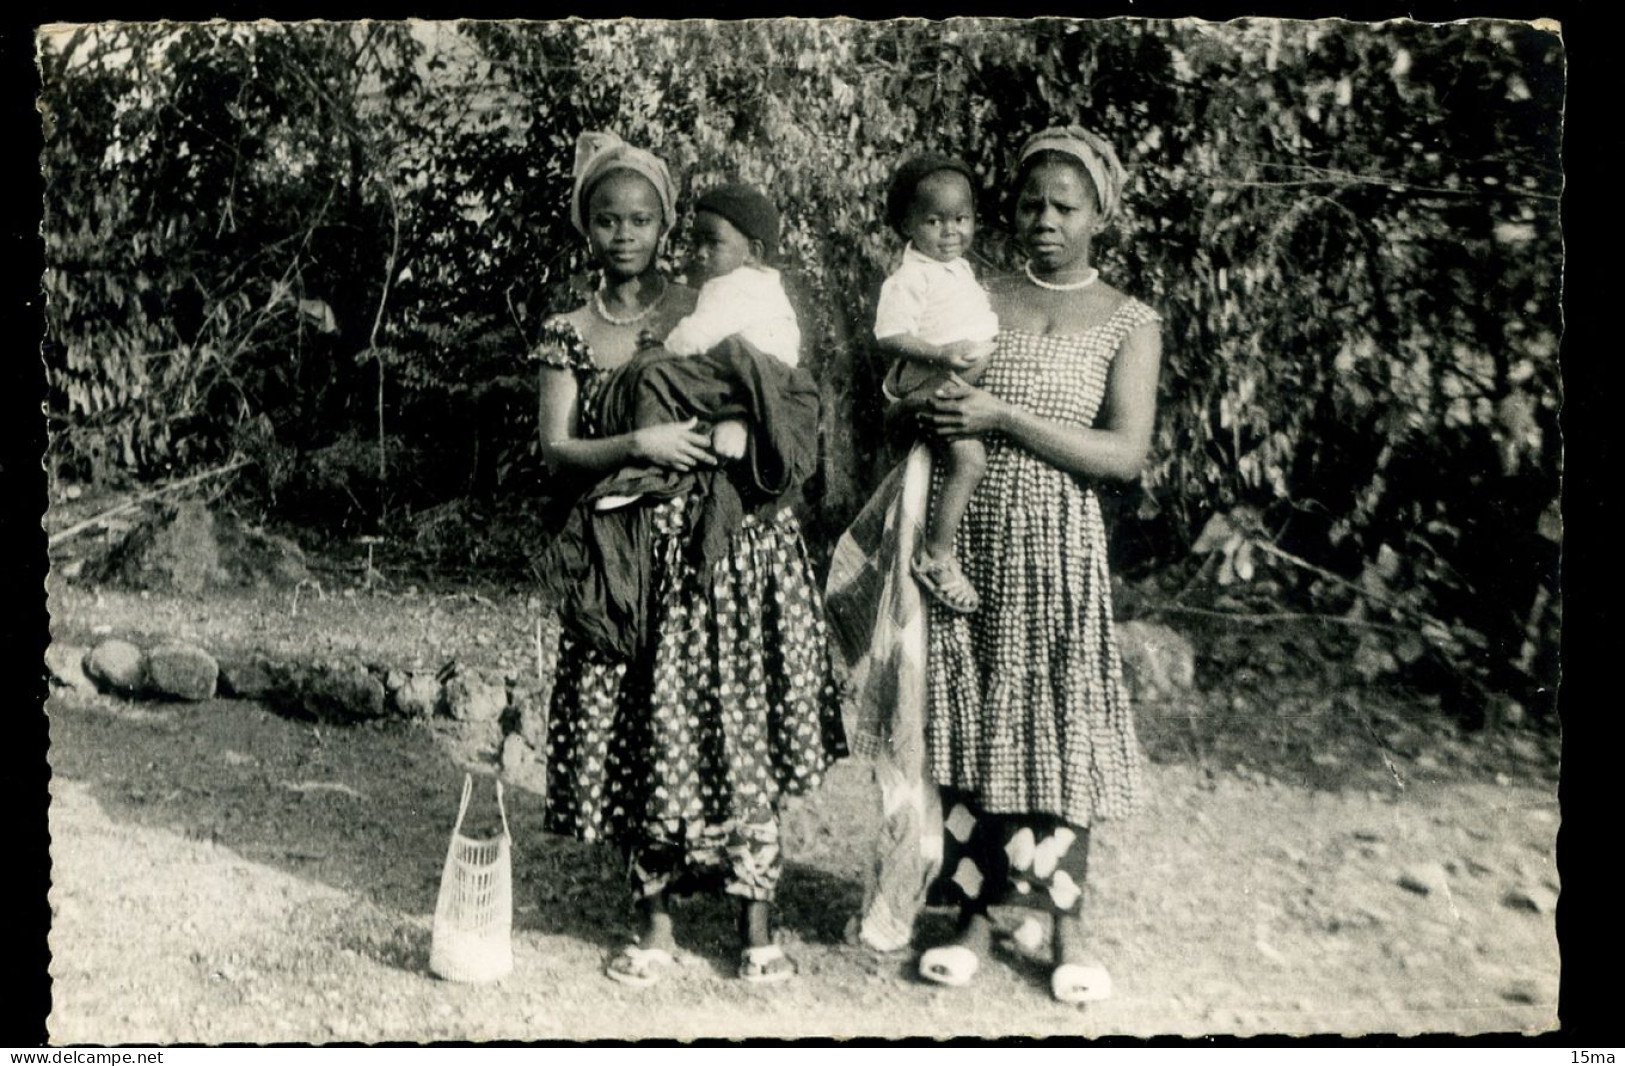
[35, 16, 1565, 1043]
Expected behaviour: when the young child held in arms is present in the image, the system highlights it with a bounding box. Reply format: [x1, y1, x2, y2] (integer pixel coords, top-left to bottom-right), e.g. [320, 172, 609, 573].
[875, 154, 999, 613]
[545, 182, 819, 658]
[594, 183, 800, 509]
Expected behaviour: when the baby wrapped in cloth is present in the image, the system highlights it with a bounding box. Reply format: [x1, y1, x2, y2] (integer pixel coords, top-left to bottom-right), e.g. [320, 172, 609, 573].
[538, 336, 822, 659]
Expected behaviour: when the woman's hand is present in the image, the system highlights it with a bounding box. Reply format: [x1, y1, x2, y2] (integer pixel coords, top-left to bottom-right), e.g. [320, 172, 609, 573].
[631, 418, 718, 472]
[923, 379, 1010, 439]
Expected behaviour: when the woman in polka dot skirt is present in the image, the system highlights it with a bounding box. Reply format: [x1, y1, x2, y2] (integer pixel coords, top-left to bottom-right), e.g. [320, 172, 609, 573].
[912, 125, 1162, 1004]
[531, 132, 846, 988]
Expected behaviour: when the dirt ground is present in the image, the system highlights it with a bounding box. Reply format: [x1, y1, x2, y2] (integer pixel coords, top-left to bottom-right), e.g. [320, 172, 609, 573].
[44, 580, 1561, 1042]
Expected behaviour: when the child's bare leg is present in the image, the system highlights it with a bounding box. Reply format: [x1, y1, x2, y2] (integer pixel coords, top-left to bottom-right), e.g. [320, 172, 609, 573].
[953, 343, 995, 386]
[923, 436, 986, 560]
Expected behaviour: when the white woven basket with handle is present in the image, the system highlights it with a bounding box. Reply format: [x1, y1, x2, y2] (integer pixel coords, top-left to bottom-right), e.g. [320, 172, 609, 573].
[429, 774, 513, 983]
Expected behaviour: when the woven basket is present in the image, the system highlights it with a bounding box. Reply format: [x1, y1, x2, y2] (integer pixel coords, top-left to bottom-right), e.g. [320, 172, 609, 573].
[428, 774, 513, 983]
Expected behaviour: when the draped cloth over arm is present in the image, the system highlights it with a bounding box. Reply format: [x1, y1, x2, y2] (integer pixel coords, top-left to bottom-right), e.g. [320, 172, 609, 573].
[823, 444, 943, 953]
[538, 336, 821, 660]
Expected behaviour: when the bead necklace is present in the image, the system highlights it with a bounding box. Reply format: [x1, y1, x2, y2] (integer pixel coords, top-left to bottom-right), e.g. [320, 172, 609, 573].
[1024, 263, 1100, 292]
[593, 278, 667, 326]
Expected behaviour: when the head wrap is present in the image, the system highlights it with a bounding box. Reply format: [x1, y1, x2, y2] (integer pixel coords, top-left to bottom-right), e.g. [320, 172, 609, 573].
[694, 183, 781, 260]
[885, 153, 977, 234]
[570, 130, 678, 239]
[1017, 125, 1128, 221]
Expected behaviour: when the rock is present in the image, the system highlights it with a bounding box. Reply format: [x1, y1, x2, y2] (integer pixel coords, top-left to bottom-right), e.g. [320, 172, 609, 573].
[500, 734, 534, 776]
[504, 681, 551, 748]
[388, 672, 441, 720]
[1502, 885, 1559, 915]
[1356, 903, 1393, 927]
[89, 499, 231, 594]
[86, 500, 311, 593]
[83, 639, 146, 694]
[443, 667, 507, 723]
[216, 654, 277, 700]
[45, 643, 96, 693]
[1116, 620, 1198, 706]
[1413, 753, 1441, 771]
[286, 659, 386, 722]
[145, 642, 219, 701]
[1397, 862, 1450, 896]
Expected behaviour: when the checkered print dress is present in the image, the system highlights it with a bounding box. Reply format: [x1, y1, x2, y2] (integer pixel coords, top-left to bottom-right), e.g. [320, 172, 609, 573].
[926, 297, 1158, 829]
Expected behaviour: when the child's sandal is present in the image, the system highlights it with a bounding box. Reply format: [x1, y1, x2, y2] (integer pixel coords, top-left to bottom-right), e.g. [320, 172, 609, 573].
[913, 554, 980, 614]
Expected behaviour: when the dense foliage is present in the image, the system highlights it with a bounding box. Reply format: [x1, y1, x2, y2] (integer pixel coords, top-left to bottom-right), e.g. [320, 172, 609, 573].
[39, 18, 1563, 707]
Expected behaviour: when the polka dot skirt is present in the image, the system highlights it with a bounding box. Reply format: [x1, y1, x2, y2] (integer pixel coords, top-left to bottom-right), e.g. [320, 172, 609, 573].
[544, 493, 848, 894]
[926, 297, 1159, 829]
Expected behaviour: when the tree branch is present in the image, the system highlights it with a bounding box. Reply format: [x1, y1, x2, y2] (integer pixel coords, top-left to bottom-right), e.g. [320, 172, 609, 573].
[47, 457, 252, 547]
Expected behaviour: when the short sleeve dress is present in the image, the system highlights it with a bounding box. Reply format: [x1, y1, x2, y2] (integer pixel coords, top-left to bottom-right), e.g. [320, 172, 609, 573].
[925, 296, 1158, 915]
[529, 315, 847, 904]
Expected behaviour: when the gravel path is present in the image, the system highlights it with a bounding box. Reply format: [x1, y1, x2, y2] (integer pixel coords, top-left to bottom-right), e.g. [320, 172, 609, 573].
[46, 692, 1558, 1042]
[44, 580, 1560, 1041]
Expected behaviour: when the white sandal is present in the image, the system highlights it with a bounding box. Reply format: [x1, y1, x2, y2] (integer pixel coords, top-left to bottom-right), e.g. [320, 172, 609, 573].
[605, 944, 676, 988]
[738, 944, 796, 984]
[1051, 962, 1113, 1004]
[919, 944, 981, 987]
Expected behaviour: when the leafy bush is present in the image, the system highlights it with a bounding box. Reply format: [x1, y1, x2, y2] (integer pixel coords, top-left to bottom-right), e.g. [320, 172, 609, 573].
[39, 19, 1562, 705]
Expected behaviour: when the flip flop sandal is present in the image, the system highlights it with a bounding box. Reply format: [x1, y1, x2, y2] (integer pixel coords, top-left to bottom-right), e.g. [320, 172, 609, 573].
[1051, 962, 1113, 1004]
[918, 944, 981, 987]
[912, 555, 980, 614]
[605, 944, 676, 988]
[738, 944, 796, 985]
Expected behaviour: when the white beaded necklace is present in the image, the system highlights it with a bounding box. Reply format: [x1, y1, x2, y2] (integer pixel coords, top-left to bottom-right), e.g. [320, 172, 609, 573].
[593, 278, 666, 327]
[1024, 263, 1100, 292]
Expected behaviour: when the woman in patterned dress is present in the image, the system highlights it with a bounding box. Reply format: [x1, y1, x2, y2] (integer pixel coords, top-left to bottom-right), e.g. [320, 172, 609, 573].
[531, 132, 846, 987]
[913, 126, 1162, 1004]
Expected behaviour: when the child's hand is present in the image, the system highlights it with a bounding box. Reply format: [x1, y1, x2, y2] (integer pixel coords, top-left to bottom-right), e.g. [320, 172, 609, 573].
[710, 419, 749, 460]
[942, 340, 996, 372]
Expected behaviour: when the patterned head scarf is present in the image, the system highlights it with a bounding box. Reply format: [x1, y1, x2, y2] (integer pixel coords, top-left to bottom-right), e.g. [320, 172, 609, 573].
[570, 131, 678, 239]
[1017, 125, 1127, 221]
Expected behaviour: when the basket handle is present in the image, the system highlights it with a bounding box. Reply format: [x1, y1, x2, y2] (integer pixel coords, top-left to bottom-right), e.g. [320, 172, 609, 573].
[451, 773, 474, 837]
[451, 774, 510, 840]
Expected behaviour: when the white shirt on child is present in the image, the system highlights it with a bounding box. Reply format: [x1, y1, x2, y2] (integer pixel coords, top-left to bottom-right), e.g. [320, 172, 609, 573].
[873, 244, 999, 346]
[664, 265, 802, 366]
